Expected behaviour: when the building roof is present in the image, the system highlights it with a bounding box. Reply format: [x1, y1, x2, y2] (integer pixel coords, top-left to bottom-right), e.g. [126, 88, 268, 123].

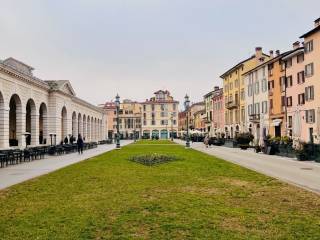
[45, 80, 76, 96]
[282, 47, 304, 60]
[242, 50, 294, 76]
[300, 24, 320, 38]
[203, 91, 214, 98]
[154, 90, 170, 95]
[220, 53, 269, 78]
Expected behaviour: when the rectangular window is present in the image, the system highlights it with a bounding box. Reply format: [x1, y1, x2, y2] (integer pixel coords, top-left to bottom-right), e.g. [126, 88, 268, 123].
[297, 71, 305, 84]
[304, 40, 313, 53]
[268, 64, 274, 77]
[287, 76, 293, 87]
[248, 104, 252, 115]
[262, 79, 267, 92]
[305, 86, 314, 101]
[143, 105, 146, 111]
[298, 93, 305, 105]
[281, 96, 286, 106]
[255, 81, 259, 94]
[288, 116, 292, 128]
[254, 103, 260, 114]
[286, 58, 292, 68]
[287, 96, 292, 107]
[305, 109, 315, 123]
[305, 63, 314, 77]
[240, 89, 245, 100]
[297, 53, 304, 63]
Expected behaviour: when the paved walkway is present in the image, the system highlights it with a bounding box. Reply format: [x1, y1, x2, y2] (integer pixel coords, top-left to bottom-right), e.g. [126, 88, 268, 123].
[0, 141, 132, 190]
[175, 140, 320, 194]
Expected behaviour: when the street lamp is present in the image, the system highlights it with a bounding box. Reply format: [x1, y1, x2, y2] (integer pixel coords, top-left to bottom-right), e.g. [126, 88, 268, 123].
[184, 94, 190, 148]
[170, 112, 174, 141]
[115, 94, 121, 149]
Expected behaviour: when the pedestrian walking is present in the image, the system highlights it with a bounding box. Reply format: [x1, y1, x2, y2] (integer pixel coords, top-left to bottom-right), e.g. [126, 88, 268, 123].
[204, 135, 209, 148]
[77, 134, 84, 154]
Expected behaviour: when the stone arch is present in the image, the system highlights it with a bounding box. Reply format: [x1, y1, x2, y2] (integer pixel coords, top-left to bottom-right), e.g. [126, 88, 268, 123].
[0, 91, 5, 148]
[91, 117, 94, 141]
[78, 113, 82, 137]
[83, 114, 87, 140]
[9, 94, 23, 147]
[61, 106, 68, 142]
[39, 102, 48, 145]
[94, 118, 97, 141]
[72, 111, 77, 139]
[26, 99, 37, 146]
[87, 115, 91, 141]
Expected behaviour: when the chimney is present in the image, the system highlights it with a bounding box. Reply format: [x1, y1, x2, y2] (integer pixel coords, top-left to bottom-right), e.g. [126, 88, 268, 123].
[293, 41, 300, 50]
[275, 50, 280, 56]
[315, 17, 320, 27]
[269, 50, 274, 58]
[214, 86, 219, 91]
[255, 47, 262, 58]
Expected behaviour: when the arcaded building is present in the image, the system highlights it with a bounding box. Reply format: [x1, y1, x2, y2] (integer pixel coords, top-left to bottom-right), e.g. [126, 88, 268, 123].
[0, 57, 105, 148]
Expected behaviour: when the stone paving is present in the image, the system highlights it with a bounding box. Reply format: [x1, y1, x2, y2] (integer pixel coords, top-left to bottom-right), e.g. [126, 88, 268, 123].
[175, 140, 320, 194]
[0, 140, 132, 190]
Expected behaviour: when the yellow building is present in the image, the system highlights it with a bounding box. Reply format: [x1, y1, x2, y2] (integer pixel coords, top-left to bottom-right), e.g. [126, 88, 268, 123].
[220, 47, 269, 138]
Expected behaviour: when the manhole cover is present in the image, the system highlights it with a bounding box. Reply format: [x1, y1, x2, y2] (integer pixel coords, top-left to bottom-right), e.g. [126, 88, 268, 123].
[300, 168, 313, 170]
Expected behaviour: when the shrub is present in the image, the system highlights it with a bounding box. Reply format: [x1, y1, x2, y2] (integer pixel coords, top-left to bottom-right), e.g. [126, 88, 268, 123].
[129, 153, 179, 166]
[235, 132, 254, 145]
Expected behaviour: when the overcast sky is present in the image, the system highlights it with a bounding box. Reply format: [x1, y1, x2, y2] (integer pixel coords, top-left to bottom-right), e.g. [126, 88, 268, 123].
[1, 0, 319, 107]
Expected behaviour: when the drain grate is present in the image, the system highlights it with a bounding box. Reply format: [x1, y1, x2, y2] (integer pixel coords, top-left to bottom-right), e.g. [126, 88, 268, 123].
[300, 168, 313, 170]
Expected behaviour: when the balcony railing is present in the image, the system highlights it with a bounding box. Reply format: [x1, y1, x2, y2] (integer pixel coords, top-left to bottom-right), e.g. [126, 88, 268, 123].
[225, 101, 239, 109]
[249, 114, 260, 123]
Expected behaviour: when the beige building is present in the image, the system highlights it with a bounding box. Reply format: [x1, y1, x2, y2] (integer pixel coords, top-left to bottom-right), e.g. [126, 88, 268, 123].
[116, 99, 142, 139]
[98, 101, 115, 139]
[141, 90, 179, 139]
[0, 57, 105, 148]
[188, 102, 205, 130]
[220, 47, 269, 138]
[203, 90, 214, 135]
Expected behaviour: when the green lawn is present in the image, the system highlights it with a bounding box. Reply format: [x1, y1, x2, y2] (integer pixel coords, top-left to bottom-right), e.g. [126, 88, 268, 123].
[0, 141, 319, 239]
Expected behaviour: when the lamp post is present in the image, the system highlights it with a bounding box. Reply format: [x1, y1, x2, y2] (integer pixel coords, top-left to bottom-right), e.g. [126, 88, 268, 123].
[170, 112, 174, 141]
[133, 114, 136, 142]
[115, 94, 121, 149]
[184, 94, 190, 148]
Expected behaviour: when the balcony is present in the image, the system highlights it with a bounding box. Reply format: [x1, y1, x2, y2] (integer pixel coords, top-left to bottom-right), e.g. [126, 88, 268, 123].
[249, 114, 260, 123]
[225, 101, 239, 110]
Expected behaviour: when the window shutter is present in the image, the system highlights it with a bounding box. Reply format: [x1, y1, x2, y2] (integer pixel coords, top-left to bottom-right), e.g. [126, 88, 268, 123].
[311, 86, 314, 100]
[306, 110, 309, 123]
[305, 87, 309, 101]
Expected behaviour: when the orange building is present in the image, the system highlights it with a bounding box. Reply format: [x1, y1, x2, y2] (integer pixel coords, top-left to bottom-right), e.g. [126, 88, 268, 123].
[267, 50, 294, 137]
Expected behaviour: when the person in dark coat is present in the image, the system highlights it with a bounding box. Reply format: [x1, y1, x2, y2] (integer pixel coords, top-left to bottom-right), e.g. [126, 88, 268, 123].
[77, 134, 84, 154]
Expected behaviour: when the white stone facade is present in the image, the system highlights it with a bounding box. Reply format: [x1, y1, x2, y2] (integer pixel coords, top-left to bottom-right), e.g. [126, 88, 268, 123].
[244, 64, 269, 143]
[0, 57, 105, 149]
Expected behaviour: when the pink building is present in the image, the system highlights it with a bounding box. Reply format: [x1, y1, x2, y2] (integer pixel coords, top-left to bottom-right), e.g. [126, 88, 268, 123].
[212, 87, 224, 136]
[99, 102, 116, 139]
[298, 18, 320, 143]
[282, 42, 306, 140]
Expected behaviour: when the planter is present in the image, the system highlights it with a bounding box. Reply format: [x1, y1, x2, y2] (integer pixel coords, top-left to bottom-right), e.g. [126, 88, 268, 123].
[296, 153, 307, 161]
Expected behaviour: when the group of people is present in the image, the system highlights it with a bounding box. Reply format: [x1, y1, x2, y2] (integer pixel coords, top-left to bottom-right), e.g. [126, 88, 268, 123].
[60, 134, 84, 154]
